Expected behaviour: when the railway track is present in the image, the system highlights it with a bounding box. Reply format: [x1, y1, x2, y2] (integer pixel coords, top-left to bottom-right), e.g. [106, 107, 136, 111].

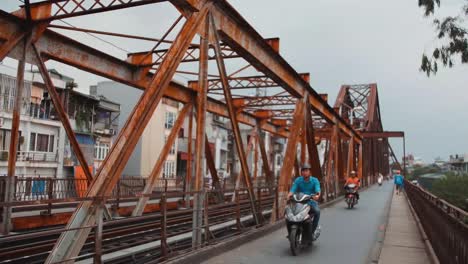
[0, 196, 274, 263]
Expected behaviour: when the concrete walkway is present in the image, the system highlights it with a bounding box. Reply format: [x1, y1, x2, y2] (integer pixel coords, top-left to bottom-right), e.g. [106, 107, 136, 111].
[202, 184, 394, 264]
[378, 191, 431, 264]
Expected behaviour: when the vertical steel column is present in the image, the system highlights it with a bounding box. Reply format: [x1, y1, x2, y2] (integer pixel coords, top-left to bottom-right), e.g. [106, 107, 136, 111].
[160, 193, 168, 257]
[94, 201, 103, 264]
[403, 136, 406, 175]
[358, 142, 364, 184]
[346, 137, 355, 177]
[184, 105, 194, 207]
[192, 14, 210, 249]
[2, 38, 26, 235]
[301, 125, 307, 164]
[209, 15, 259, 224]
[254, 137, 259, 182]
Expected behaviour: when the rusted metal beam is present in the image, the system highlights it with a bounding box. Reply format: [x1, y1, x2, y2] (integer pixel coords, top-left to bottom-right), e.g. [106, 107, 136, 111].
[210, 14, 259, 225]
[45, 5, 210, 262]
[192, 13, 209, 249]
[184, 104, 194, 207]
[208, 2, 361, 142]
[0, 12, 287, 137]
[346, 137, 355, 178]
[206, 75, 277, 90]
[132, 103, 191, 216]
[2, 38, 27, 235]
[361, 131, 405, 138]
[305, 99, 323, 180]
[33, 44, 94, 183]
[272, 98, 305, 222]
[0, 30, 25, 61]
[25, 0, 196, 22]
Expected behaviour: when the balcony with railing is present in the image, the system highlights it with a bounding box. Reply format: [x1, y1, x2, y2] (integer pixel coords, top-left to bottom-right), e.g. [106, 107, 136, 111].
[0, 150, 58, 163]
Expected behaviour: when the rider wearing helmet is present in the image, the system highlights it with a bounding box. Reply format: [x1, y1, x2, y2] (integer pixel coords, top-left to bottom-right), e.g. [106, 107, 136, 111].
[344, 170, 360, 200]
[287, 164, 321, 238]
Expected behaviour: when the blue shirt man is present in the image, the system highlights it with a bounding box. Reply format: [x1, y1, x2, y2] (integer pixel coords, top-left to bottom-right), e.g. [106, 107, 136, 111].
[394, 171, 404, 195]
[287, 164, 321, 237]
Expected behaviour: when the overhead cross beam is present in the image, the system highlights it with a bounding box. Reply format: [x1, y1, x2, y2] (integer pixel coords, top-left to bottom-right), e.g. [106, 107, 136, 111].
[24, 0, 197, 22]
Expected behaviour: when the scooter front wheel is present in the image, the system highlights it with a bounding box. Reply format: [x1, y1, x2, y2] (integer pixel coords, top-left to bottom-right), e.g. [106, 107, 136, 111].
[289, 226, 300, 256]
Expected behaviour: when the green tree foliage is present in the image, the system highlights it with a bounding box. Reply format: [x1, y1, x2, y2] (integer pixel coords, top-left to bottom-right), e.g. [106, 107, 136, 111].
[431, 173, 468, 211]
[418, 0, 468, 76]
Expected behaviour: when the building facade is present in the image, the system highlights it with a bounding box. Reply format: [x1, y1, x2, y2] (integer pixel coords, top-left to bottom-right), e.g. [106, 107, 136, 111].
[0, 65, 65, 177]
[95, 81, 178, 180]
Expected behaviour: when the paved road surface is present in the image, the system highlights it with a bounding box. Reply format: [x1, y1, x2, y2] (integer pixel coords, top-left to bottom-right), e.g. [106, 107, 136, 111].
[203, 182, 394, 264]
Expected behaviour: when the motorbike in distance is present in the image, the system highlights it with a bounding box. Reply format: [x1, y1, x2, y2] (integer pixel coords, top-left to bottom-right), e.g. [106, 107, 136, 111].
[344, 183, 358, 209]
[284, 193, 321, 256]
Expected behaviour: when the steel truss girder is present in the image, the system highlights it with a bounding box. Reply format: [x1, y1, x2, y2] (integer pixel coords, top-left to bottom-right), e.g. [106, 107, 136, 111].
[44, 3, 211, 262]
[24, 0, 197, 22]
[0, 11, 286, 137]
[207, 2, 360, 142]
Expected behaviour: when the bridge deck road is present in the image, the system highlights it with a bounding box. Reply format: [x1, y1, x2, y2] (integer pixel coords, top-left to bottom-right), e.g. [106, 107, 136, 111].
[203, 182, 394, 264]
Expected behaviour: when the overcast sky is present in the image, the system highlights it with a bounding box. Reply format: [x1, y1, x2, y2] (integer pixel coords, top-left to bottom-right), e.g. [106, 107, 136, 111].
[1, 0, 468, 162]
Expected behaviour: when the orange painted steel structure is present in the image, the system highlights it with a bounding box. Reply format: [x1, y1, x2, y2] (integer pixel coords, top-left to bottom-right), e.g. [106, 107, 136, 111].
[0, 1, 402, 262]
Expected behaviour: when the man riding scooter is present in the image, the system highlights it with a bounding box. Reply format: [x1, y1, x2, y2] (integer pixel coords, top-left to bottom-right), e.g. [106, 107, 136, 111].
[287, 164, 321, 242]
[344, 171, 360, 201]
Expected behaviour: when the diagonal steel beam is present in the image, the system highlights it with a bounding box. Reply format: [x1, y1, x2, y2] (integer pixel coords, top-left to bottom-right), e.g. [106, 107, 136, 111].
[45, 4, 210, 262]
[272, 98, 306, 222]
[33, 44, 94, 183]
[305, 98, 323, 180]
[132, 103, 191, 216]
[210, 14, 259, 225]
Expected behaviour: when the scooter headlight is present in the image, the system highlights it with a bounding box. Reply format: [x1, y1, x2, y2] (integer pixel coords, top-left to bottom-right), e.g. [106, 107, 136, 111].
[286, 206, 310, 222]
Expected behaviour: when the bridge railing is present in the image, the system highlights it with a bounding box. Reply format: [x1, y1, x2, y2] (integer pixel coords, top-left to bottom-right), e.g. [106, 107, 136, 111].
[405, 180, 468, 264]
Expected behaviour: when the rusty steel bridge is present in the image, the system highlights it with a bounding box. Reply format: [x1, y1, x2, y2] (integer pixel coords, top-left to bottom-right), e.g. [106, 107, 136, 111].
[0, 1, 466, 264]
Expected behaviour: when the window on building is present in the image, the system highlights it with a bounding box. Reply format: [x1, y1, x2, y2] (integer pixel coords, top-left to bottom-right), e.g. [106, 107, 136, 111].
[49, 135, 55, 152]
[30, 133, 54, 152]
[0, 129, 12, 151]
[163, 161, 175, 178]
[29, 132, 36, 151]
[94, 142, 110, 160]
[165, 111, 176, 129]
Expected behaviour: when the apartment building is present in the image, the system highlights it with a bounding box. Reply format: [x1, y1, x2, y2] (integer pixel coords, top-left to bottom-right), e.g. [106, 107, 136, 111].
[95, 81, 178, 180]
[0, 65, 65, 177]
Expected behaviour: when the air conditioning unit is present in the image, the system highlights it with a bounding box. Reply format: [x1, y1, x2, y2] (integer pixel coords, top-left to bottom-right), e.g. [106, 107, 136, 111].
[109, 129, 116, 135]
